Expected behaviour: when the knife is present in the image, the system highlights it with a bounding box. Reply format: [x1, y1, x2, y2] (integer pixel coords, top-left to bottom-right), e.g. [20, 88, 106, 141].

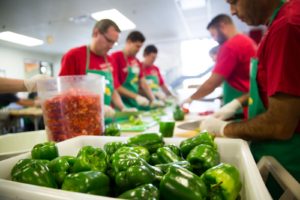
[177, 120, 202, 131]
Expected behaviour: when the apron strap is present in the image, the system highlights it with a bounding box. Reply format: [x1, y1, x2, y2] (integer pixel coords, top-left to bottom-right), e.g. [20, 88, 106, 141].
[86, 45, 110, 71]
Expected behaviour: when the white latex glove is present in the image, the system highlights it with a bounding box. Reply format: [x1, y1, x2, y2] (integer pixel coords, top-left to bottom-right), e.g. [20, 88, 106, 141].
[151, 99, 165, 107]
[135, 95, 150, 106]
[104, 105, 116, 118]
[154, 91, 166, 100]
[200, 117, 230, 137]
[121, 107, 138, 112]
[181, 97, 192, 106]
[24, 74, 50, 92]
[213, 99, 242, 120]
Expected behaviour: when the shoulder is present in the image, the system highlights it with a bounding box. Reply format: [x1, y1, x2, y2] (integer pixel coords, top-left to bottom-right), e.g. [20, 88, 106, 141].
[110, 51, 123, 58]
[229, 34, 255, 46]
[270, 0, 300, 35]
[63, 46, 86, 59]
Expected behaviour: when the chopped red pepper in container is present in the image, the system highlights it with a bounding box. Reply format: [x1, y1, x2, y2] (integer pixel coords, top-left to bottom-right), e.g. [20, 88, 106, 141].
[37, 75, 105, 142]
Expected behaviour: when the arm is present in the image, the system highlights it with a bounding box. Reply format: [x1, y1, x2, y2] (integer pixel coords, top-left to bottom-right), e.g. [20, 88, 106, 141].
[117, 86, 138, 99]
[225, 93, 300, 140]
[0, 78, 26, 93]
[111, 90, 125, 110]
[190, 73, 224, 100]
[17, 99, 36, 107]
[140, 78, 155, 101]
[161, 84, 173, 96]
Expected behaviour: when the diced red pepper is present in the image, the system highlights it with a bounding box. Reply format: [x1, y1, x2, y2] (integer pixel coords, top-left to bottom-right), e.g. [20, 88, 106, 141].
[42, 89, 104, 141]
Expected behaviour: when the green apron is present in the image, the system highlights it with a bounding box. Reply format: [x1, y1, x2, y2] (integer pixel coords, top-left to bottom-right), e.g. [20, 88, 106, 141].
[222, 81, 245, 115]
[249, 1, 300, 197]
[145, 75, 160, 93]
[121, 52, 141, 108]
[85, 46, 114, 105]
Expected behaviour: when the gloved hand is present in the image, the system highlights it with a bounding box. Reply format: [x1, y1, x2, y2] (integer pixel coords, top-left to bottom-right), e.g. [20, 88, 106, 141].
[135, 95, 150, 106]
[181, 97, 192, 106]
[104, 105, 116, 118]
[213, 99, 242, 120]
[200, 117, 230, 137]
[121, 107, 138, 112]
[24, 74, 50, 92]
[154, 90, 166, 100]
[151, 99, 165, 107]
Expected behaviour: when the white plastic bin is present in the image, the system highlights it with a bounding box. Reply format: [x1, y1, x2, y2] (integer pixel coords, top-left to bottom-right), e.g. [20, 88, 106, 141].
[0, 136, 272, 200]
[0, 131, 47, 160]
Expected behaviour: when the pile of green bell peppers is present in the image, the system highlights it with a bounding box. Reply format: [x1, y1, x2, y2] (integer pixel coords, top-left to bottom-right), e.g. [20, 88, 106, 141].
[10, 132, 242, 199]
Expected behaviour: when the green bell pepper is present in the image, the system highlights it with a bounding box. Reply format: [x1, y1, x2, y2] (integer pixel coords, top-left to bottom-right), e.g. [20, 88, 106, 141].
[159, 165, 207, 200]
[118, 184, 159, 200]
[104, 141, 127, 157]
[156, 146, 182, 164]
[180, 131, 217, 158]
[62, 171, 110, 196]
[187, 144, 220, 174]
[173, 106, 185, 121]
[149, 153, 160, 165]
[111, 148, 163, 192]
[48, 156, 76, 186]
[11, 159, 57, 188]
[200, 163, 242, 200]
[127, 133, 164, 153]
[31, 141, 59, 160]
[155, 161, 192, 173]
[71, 146, 107, 173]
[164, 144, 182, 157]
[115, 146, 150, 162]
[104, 123, 121, 136]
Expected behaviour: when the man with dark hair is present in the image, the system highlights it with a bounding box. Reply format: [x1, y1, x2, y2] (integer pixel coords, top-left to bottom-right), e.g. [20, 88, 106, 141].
[201, 0, 300, 198]
[59, 19, 132, 117]
[183, 14, 257, 119]
[111, 31, 162, 109]
[142, 44, 173, 100]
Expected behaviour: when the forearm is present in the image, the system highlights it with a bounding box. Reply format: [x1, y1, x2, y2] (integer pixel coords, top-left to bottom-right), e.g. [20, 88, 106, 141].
[140, 78, 155, 101]
[117, 86, 137, 99]
[162, 84, 172, 96]
[111, 90, 125, 110]
[225, 94, 299, 140]
[17, 99, 35, 107]
[0, 78, 26, 93]
[190, 73, 223, 100]
[190, 83, 216, 100]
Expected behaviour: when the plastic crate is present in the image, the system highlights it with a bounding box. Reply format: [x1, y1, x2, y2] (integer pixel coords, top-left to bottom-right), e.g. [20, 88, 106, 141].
[0, 136, 272, 200]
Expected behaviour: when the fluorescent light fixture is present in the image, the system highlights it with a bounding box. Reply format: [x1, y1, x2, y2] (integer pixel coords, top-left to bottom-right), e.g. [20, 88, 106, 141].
[91, 9, 136, 31]
[178, 0, 206, 10]
[0, 31, 44, 46]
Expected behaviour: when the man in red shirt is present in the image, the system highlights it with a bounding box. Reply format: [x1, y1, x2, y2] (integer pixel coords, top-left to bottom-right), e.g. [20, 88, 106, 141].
[201, 0, 300, 197]
[59, 19, 132, 117]
[111, 31, 162, 109]
[183, 14, 257, 118]
[142, 45, 173, 100]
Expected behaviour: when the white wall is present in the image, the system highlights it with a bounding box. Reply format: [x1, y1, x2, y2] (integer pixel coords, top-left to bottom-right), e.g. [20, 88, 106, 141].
[0, 45, 61, 79]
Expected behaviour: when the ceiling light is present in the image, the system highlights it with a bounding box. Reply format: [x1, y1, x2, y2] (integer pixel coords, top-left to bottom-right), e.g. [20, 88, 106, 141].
[91, 9, 136, 31]
[0, 31, 44, 46]
[178, 0, 206, 10]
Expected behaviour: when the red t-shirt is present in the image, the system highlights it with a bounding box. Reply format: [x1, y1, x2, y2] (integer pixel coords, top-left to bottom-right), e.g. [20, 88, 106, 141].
[110, 51, 144, 85]
[213, 34, 257, 93]
[59, 46, 120, 88]
[257, 0, 300, 132]
[143, 64, 165, 86]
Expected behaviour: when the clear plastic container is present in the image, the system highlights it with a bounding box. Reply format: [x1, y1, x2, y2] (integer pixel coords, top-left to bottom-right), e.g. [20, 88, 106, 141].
[37, 75, 105, 141]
